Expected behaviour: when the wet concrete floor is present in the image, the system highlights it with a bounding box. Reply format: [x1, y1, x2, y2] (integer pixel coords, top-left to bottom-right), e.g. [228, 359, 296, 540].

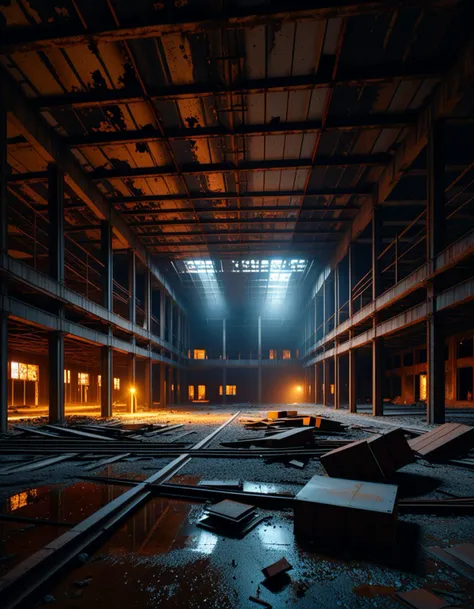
[2, 475, 473, 608]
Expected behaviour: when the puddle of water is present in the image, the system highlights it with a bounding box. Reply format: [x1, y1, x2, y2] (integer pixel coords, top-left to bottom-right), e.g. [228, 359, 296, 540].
[0, 482, 126, 576]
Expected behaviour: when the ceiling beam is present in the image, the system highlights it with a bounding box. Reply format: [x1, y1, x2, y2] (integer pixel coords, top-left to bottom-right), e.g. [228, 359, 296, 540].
[137, 229, 343, 239]
[0, 69, 186, 309]
[117, 205, 361, 216]
[64, 115, 414, 147]
[329, 33, 474, 272]
[64, 217, 353, 232]
[87, 155, 389, 182]
[0, 1, 457, 53]
[111, 189, 372, 205]
[147, 238, 337, 250]
[31, 64, 441, 109]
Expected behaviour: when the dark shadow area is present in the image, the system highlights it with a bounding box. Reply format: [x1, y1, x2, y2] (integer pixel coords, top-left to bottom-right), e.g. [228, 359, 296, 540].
[391, 471, 443, 498]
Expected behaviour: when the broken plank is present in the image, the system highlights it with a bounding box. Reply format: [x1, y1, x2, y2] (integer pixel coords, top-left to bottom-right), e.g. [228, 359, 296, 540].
[444, 543, 474, 569]
[0, 453, 78, 474]
[83, 453, 132, 471]
[395, 588, 451, 609]
[262, 557, 292, 579]
[426, 546, 474, 581]
[12, 426, 59, 438]
[44, 425, 115, 441]
[143, 424, 184, 437]
[222, 428, 313, 449]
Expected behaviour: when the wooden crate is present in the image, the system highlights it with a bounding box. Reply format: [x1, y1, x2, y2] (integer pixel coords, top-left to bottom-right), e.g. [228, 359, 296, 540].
[409, 423, 474, 460]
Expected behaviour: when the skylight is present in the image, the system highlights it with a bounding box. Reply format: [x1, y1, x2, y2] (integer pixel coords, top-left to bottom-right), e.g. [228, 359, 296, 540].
[231, 259, 307, 273]
[231, 259, 307, 307]
[183, 260, 223, 310]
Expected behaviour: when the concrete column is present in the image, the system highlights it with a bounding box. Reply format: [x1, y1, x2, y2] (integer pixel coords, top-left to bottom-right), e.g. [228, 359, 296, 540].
[128, 353, 136, 413]
[0, 311, 7, 432]
[348, 346, 357, 413]
[100, 346, 113, 417]
[334, 264, 340, 327]
[334, 353, 341, 409]
[101, 220, 113, 311]
[426, 121, 446, 424]
[48, 331, 64, 423]
[159, 363, 166, 408]
[314, 364, 318, 404]
[144, 357, 152, 409]
[144, 270, 151, 331]
[128, 250, 136, 325]
[371, 197, 384, 416]
[177, 309, 182, 353]
[48, 164, 64, 284]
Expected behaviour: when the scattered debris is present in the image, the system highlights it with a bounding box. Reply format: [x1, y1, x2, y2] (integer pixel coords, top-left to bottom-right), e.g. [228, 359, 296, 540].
[249, 596, 272, 608]
[262, 557, 292, 579]
[444, 543, 474, 569]
[426, 546, 474, 581]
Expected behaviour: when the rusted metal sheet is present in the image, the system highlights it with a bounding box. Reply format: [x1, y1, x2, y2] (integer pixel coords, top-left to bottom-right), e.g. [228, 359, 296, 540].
[409, 423, 474, 461]
[294, 474, 398, 545]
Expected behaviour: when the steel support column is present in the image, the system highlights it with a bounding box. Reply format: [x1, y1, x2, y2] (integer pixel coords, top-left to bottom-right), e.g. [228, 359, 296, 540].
[322, 280, 327, 336]
[48, 331, 64, 423]
[258, 315, 262, 405]
[167, 365, 173, 405]
[159, 363, 166, 408]
[144, 356, 152, 409]
[100, 346, 113, 418]
[144, 270, 151, 331]
[426, 121, 446, 424]
[168, 299, 173, 346]
[47, 164, 64, 283]
[160, 290, 166, 341]
[372, 338, 384, 416]
[334, 264, 340, 327]
[128, 250, 136, 325]
[334, 353, 341, 410]
[348, 246, 355, 317]
[322, 359, 329, 407]
[101, 221, 112, 311]
[0, 97, 7, 432]
[314, 363, 318, 404]
[222, 319, 227, 405]
[372, 200, 384, 416]
[348, 346, 357, 413]
[0, 311, 7, 432]
[128, 353, 136, 413]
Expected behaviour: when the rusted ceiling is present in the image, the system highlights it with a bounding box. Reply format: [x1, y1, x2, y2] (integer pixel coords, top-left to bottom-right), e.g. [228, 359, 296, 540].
[1, 0, 471, 272]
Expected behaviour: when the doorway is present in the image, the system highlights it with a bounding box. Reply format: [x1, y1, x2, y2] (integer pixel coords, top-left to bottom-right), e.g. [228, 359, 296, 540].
[457, 367, 473, 401]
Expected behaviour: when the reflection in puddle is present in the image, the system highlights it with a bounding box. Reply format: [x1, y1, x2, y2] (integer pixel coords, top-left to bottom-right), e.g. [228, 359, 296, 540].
[0, 482, 126, 576]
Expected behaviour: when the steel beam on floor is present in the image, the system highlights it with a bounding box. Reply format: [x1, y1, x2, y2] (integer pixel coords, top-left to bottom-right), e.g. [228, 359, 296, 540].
[0, 412, 240, 609]
[48, 331, 64, 423]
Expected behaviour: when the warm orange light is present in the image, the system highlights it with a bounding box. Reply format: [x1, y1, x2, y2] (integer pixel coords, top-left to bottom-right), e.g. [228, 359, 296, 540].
[129, 386, 136, 395]
[296, 385, 303, 393]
